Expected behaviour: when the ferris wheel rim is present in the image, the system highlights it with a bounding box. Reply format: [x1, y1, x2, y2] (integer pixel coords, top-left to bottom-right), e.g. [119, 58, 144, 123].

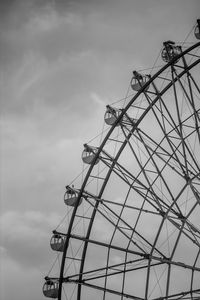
[56, 41, 200, 300]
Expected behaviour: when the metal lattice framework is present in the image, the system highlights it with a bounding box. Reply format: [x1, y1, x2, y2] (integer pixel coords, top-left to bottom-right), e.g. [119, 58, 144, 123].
[43, 36, 200, 300]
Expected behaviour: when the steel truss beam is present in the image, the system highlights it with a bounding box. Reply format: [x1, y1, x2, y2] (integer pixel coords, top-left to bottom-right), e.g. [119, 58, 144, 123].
[54, 230, 200, 273]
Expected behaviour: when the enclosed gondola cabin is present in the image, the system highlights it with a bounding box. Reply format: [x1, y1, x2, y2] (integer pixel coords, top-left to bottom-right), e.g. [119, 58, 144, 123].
[161, 41, 181, 62]
[82, 144, 99, 165]
[104, 106, 120, 126]
[131, 71, 149, 91]
[43, 280, 59, 298]
[194, 19, 200, 39]
[64, 186, 82, 207]
[50, 234, 65, 252]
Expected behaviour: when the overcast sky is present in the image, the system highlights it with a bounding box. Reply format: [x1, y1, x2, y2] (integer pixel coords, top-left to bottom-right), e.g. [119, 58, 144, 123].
[0, 1, 200, 300]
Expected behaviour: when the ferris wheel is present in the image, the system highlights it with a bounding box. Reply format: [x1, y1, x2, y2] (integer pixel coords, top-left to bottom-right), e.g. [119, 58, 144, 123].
[43, 20, 200, 300]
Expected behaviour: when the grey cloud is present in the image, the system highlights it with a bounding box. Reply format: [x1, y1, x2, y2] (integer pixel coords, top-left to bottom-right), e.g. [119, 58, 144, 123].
[0, 211, 61, 268]
[1, 114, 87, 213]
[1, 2, 200, 300]
[1, 257, 44, 300]
[1, 0, 195, 65]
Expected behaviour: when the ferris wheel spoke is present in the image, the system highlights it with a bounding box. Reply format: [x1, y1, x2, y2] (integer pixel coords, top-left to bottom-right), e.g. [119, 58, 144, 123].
[66, 279, 145, 300]
[141, 102, 188, 179]
[87, 169, 200, 262]
[67, 262, 164, 283]
[174, 67, 200, 148]
[78, 199, 200, 257]
[132, 128, 187, 178]
[100, 149, 177, 214]
[84, 195, 150, 254]
[170, 69, 196, 179]
[85, 188, 173, 231]
[55, 230, 163, 261]
[141, 70, 199, 179]
[150, 82, 176, 130]
[136, 113, 199, 178]
[100, 200, 165, 256]
[121, 126, 184, 215]
[189, 71, 200, 95]
[168, 218, 200, 247]
[173, 68, 199, 117]
[191, 249, 200, 288]
[185, 80, 200, 144]
[69, 192, 200, 258]
[49, 249, 200, 282]
[86, 196, 162, 217]
[64, 258, 150, 282]
[152, 288, 200, 300]
[189, 182, 200, 205]
[101, 142, 189, 221]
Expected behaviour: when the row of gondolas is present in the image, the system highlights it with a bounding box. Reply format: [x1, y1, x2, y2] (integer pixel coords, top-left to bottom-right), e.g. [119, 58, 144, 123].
[43, 20, 200, 299]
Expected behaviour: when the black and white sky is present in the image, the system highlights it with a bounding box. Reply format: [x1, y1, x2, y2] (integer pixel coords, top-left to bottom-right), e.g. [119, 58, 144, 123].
[1, 1, 200, 300]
